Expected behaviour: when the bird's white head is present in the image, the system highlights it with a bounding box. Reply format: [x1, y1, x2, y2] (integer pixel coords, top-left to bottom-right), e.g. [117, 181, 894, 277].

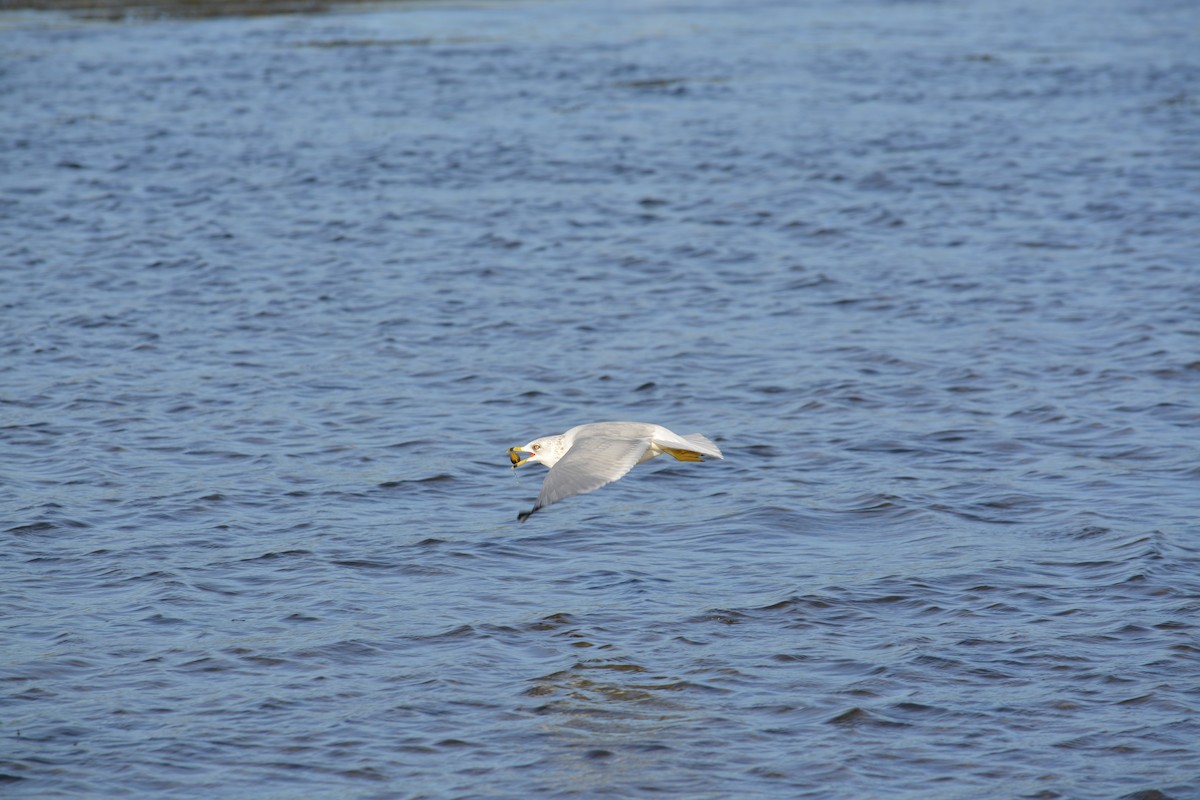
[507, 435, 565, 469]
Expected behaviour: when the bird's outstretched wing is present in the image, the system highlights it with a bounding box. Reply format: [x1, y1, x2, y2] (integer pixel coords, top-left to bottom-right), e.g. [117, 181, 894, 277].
[535, 435, 650, 512]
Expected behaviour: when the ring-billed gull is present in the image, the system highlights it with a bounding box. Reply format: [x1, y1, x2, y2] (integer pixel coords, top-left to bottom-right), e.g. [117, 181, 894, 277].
[507, 421, 723, 521]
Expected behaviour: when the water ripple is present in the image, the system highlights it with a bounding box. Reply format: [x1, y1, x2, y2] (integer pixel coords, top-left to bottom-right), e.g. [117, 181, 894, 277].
[3, 0, 1198, 797]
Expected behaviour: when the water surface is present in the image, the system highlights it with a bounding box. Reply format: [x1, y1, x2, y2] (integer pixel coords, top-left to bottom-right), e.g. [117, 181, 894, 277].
[2, 0, 1199, 797]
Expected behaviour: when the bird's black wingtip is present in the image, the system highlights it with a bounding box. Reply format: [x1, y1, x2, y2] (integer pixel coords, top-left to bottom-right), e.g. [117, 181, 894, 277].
[517, 506, 539, 522]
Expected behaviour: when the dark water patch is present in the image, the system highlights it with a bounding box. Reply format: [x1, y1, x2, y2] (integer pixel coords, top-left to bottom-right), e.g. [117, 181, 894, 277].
[826, 706, 911, 729]
[240, 549, 313, 561]
[6, 522, 60, 535]
[377, 473, 455, 489]
[295, 36, 437, 49]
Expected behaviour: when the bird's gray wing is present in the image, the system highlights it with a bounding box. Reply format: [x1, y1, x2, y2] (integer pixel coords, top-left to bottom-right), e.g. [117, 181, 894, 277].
[535, 435, 651, 511]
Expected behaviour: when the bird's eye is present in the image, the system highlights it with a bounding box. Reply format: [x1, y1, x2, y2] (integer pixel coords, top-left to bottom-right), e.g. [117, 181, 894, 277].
[532, 444, 541, 451]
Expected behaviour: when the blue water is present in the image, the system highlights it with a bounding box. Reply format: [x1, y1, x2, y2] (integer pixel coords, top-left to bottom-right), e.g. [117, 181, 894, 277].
[3, 0, 1199, 797]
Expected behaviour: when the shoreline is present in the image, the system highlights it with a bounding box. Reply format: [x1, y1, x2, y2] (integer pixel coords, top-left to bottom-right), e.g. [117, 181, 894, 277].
[0, 0, 418, 20]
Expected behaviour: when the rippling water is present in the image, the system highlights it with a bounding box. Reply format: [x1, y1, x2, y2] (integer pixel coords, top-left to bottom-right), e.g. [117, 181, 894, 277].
[3, 0, 1199, 797]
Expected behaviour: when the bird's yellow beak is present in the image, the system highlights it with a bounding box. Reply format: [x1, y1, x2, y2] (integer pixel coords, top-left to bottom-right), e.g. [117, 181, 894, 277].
[507, 446, 533, 468]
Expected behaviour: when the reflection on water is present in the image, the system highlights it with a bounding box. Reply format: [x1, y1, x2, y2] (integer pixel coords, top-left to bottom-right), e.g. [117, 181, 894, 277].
[2, 0, 1198, 797]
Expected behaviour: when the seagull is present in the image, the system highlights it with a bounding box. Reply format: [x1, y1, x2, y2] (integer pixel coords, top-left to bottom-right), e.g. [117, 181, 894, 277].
[507, 421, 723, 521]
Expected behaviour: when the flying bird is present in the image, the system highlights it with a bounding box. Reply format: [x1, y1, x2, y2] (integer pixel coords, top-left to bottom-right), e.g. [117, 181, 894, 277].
[507, 421, 723, 521]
